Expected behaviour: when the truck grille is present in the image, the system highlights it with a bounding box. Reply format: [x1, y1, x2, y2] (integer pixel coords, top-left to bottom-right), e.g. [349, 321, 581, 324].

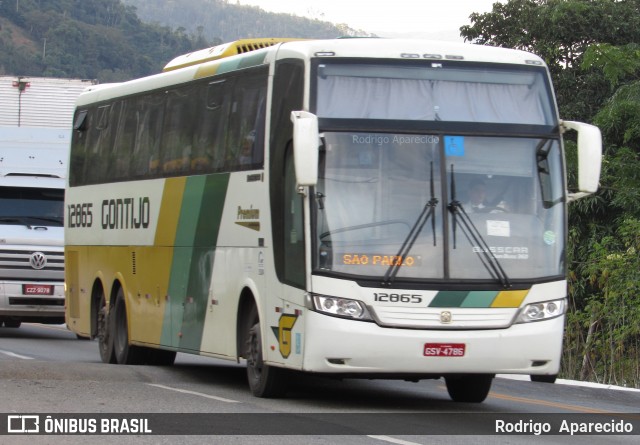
[0, 249, 64, 281]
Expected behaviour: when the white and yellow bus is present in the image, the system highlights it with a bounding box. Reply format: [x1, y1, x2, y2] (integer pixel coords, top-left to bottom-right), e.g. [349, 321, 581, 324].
[65, 38, 601, 402]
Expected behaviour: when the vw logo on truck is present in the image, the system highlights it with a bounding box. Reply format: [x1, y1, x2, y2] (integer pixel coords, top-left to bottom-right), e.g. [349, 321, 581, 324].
[29, 252, 48, 270]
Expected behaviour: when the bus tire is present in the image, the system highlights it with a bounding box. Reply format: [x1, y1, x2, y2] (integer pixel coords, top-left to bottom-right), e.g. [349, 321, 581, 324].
[445, 374, 493, 403]
[245, 320, 287, 398]
[97, 292, 116, 364]
[3, 320, 21, 328]
[530, 374, 557, 383]
[111, 288, 145, 365]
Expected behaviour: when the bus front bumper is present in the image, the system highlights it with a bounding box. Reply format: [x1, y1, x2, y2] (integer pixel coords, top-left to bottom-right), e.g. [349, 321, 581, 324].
[301, 310, 563, 377]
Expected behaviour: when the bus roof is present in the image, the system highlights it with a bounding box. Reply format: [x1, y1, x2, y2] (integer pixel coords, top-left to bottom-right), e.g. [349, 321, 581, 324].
[163, 38, 304, 72]
[74, 38, 547, 107]
[275, 38, 546, 66]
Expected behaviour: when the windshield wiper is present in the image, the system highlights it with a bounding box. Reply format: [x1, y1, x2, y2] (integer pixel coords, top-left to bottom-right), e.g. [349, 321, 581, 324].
[383, 161, 438, 286]
[447, 164, 511, 289]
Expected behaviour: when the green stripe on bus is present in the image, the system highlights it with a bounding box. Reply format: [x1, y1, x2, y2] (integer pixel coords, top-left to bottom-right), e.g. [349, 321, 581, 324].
[194, 52, 266, 79]
[161, 176, 205, 347]
[460, 291, 499, 308]
[429, 291, 468, 307]
[216, 52, 267, 74]
[428, 290, 523, 308]
[161, 174, 230, 349]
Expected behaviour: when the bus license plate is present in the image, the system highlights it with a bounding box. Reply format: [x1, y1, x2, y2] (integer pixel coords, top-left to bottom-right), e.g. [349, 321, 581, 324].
[424, 343, 465, 357]
[22, 284, 54, 295]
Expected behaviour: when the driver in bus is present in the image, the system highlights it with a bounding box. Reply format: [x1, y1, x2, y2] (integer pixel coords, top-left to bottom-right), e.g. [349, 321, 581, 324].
[465, 179, 508, 213]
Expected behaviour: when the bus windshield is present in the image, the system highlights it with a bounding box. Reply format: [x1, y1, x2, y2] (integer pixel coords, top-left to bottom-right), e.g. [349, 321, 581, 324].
[313, 133, 565, 282]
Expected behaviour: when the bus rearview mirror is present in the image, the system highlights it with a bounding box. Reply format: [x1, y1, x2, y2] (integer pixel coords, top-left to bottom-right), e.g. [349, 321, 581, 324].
[563, 120, 602, 201]
[290, 111, 319, 186]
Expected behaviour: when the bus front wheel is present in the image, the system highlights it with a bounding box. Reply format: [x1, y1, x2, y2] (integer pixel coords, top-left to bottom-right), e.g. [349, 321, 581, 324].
[245, 320, 287, 398]
[445, 374, 493, 403]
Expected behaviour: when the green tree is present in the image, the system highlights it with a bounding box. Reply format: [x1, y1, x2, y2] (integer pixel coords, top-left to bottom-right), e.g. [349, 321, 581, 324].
[461, 0, 640, 120]
[567, 43, 640, 385]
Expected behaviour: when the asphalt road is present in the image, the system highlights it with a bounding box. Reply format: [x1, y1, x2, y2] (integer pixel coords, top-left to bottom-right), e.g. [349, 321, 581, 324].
[1, 323, 639, 444]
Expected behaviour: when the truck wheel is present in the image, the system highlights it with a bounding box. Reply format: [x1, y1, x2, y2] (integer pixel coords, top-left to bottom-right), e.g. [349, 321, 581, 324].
[112, 288, 145, 365]
[4, 320, 21, 328]
[445, 374, 493, 403]
[245, 316, 287, 398]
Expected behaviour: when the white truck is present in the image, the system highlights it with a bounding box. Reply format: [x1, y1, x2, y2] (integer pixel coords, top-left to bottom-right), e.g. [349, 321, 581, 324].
[0, 76, 94, 328]
[0, 76, 95, 128]
[0, 127, 70, 327]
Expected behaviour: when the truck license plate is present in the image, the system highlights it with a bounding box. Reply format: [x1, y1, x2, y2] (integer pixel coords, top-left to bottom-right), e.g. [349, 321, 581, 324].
[424, 343, 466, 357]
[22, 284, 54, 295]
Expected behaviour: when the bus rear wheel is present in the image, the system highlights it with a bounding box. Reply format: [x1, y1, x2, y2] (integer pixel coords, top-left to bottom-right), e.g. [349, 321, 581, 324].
[111, 288, 145, 365]
[445, 374, 493, 403]
[97, 292, 116, 364]
[245, 320, 287, 398]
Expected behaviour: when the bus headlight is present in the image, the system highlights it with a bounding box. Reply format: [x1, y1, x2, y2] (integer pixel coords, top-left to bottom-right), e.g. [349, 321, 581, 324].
[311, 294, 372, 321]
[516, 299, 566, 323]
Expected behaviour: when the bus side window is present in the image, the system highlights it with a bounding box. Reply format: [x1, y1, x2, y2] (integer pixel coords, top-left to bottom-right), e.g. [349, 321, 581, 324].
[226, 72, 267, 171]
[283, 146, 305, 287]
[270, 59, 305, 288]
[83, 105, 110, 184]
[161, 87, 196, 176]
[110, 100, 133, 182]
[191, 79, 230, 173]
[70, 109, 90, 186]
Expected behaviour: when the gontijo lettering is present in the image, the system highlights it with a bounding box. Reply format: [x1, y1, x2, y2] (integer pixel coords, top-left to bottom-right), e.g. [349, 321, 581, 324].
[101, 197, 150, 229]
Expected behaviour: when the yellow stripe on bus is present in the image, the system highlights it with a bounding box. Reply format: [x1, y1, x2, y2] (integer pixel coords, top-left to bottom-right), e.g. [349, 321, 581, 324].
[154, 177, 186, 246]
[491, 290, 529, 308]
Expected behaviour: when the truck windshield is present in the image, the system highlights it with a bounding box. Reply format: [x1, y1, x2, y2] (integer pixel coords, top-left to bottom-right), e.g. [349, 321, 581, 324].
[0, 187, 64, 227]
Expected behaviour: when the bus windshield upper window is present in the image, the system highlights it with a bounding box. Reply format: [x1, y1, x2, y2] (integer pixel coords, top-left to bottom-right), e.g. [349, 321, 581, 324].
[316, 62, 554, 125]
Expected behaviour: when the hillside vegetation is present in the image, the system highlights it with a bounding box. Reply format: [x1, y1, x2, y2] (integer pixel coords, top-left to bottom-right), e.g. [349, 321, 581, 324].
[122, 0, 373, 45]
[0, 0, 365, 81]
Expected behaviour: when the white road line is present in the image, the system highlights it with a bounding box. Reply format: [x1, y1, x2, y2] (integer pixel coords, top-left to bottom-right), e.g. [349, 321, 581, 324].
[367, 436, 425, 445]
[147, 383, 239, 403]
[0, 349, 34, 360]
